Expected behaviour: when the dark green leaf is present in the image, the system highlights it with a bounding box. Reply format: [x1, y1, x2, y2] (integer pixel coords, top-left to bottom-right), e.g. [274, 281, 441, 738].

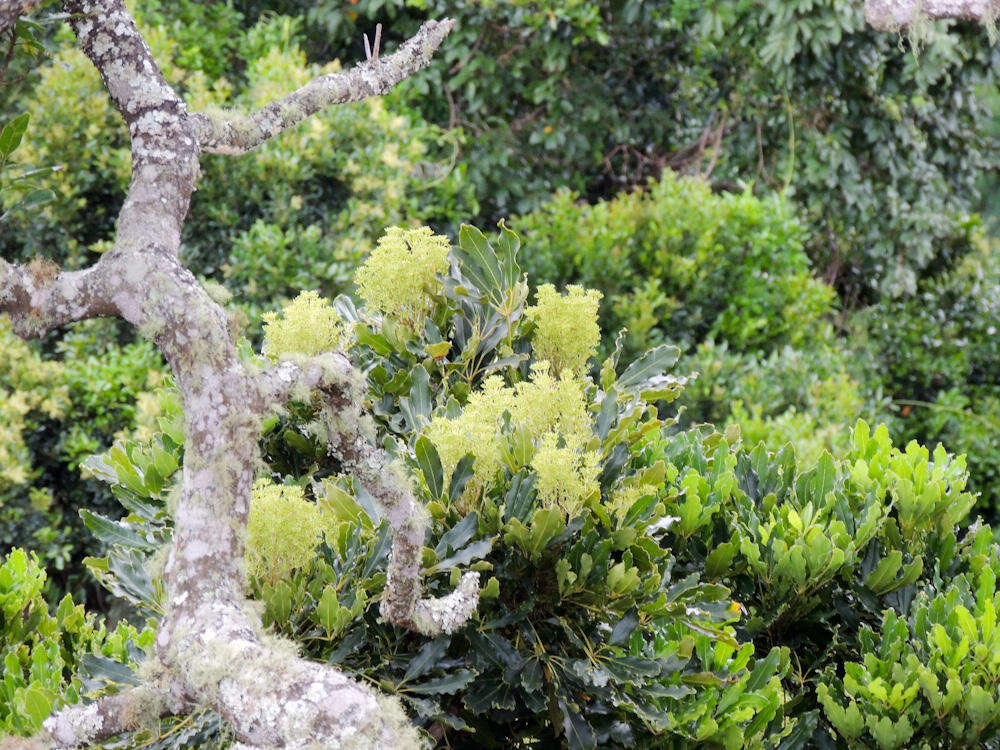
[80, 510, 153, 550]
[745, 647, 783, 692]
[402, 637, 450, 683]
[79, 654, 139, 686]
[609, 609, 639, 646]
[449, 453, 476, 502]
[559, 699, 597, 750]
[433, 537, 492, 571]
[457, 224, 508, 308]
[435, 513, 479, 557]
[408, 669, 476, 695]
[415, 436, 444, 499]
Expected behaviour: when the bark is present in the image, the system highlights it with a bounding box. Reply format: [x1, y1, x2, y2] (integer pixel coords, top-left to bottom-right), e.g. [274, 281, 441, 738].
[0, 1, 469, 747]
[191, 19, 454, 156]
[865, 0, 1000, 29]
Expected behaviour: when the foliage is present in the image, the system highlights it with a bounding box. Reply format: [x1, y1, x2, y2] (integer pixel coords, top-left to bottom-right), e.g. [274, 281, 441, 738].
[61, 223, 1000, 748]
[0, 112, 54, 223]
[2, 1, 999, 745]
[0, 548, 153, 737]
[677, 338, 871, 466]
[692, 1, 996, 302]
[0, 317, 168, 605]
[229, 0, 997, 301]
[512, 172, 834, 360]
[855, 238, 1000, 518]
[818, 530, 1000, 748]
[0, 318, 66, 490]
[654, 418, 992, 744]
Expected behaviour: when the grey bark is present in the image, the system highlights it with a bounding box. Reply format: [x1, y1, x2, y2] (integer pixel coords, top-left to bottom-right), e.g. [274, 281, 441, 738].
[865, 0, 1000, 28]
[0, 1, 474, 747]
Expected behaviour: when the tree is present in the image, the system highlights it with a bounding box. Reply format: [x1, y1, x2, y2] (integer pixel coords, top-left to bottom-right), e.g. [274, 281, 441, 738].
[0, 1, 480, 747]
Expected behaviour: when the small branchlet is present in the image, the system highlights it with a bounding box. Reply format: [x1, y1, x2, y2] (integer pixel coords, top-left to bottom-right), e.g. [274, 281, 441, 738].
[363, 23, 383, 61]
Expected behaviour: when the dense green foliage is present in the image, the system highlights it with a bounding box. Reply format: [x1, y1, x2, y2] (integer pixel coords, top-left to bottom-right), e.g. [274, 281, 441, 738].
[225, 0, 998, 299]
[0, 316, 167, 605]
[75, 227, 788, 747]
[855, 239, 1000, 517]
[0, 548, 152, 735]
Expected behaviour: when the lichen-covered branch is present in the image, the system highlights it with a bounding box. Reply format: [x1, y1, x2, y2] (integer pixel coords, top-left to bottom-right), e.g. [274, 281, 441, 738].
[191, 18, 454, 155]
[0, 0, 459, 745]
[0, 257, 116, 338]
[64, 0, 199, 251]
[161, 599, 427, 749]
[0, 0, 48, 34]
[0, 0, 458, 744]
[41, 682, 188, 748]
[865, 0, 1000, 28]
[259, 355, 481, 637]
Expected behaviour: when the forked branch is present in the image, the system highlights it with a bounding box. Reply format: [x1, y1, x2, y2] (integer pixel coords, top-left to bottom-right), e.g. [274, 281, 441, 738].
[192, 19, 454, 155]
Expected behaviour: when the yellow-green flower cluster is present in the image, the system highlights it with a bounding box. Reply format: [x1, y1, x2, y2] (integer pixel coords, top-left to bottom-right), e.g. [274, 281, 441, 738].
[531, 434, 600, 516]
[245, 479, 337, 585]
[425, 364, 599, 515]
[261, 291, 345, 358]
[354, 226, 450, 331]
[525, 284, 603, 376]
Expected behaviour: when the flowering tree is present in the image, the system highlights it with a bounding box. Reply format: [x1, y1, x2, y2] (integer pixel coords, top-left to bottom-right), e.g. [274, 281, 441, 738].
[0, 1, 481, 747]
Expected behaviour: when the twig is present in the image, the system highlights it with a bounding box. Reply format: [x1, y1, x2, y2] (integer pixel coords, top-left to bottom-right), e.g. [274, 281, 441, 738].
[363, 23, 382, 61]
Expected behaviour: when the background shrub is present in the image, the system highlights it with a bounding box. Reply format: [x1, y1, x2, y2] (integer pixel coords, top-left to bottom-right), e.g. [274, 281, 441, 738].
[513, 171, 834, 360]
[221, 0, 997, 302]
[855, 238, 1000, 519]
[0, 319, 167, 607]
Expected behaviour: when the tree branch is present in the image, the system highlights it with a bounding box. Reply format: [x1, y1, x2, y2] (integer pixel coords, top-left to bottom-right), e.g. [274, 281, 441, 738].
[259, 355, 481, 636]
[865, 0, 1000, 28]
[42, 683, 186, 748]
[191, 19, 454, 156]
[0, 257, 116, 338]
[0, 0, 48, 34]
